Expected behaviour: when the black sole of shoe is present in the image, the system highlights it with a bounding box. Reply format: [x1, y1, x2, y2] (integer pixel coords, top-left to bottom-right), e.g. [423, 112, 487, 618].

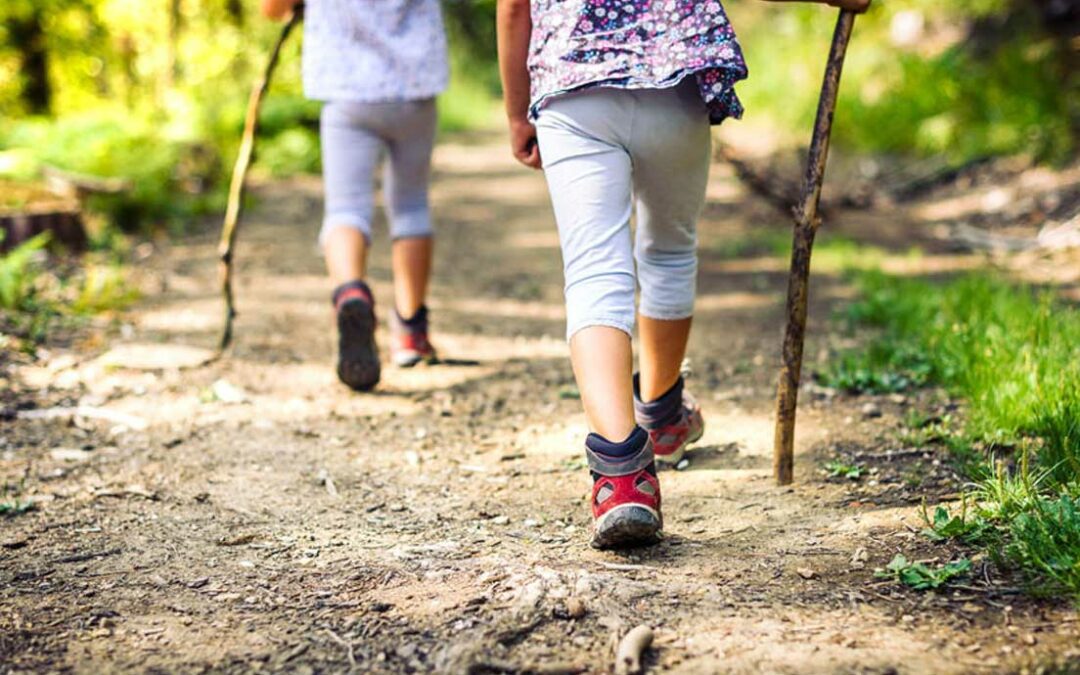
[591, 505, 662, 550]
[337, 301, 380, 391]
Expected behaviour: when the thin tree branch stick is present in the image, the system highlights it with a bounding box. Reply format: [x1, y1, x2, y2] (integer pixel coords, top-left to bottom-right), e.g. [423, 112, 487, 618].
[773, 10, 856, 486]
[217, 7, 302, 352]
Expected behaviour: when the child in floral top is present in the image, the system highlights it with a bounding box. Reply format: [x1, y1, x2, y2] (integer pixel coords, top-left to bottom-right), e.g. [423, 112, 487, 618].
[497, 0, 869, 548]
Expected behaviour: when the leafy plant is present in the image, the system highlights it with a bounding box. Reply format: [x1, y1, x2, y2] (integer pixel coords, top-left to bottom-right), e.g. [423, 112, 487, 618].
[0, 498, 36, 517]
[876, 554, 972, 590]
[0, 479, 35, 518]
[0, 231, 50, 310]
[921, 503, 992, 543]
[824, 460, 864, 480]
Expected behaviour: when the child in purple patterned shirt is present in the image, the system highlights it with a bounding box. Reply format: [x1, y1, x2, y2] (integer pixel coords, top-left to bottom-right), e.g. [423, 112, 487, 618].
[497, 0, 870, 549]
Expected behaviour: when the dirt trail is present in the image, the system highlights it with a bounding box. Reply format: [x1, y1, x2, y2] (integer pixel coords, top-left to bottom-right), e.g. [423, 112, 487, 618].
[2, 135, 1078, 674]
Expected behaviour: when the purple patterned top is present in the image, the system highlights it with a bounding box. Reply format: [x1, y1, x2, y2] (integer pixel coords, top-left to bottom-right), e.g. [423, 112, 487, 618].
[528, 0, 748, 125]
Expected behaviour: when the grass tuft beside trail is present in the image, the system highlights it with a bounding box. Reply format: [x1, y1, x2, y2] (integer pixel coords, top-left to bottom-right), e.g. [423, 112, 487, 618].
[822, 271, 1080, 600]
[0, 232, 139, 345]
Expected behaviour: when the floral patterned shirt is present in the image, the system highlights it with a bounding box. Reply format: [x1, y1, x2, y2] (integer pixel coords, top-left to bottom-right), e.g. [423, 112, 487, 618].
[528, 0, 748, 124]
[302, 0, 449, 102]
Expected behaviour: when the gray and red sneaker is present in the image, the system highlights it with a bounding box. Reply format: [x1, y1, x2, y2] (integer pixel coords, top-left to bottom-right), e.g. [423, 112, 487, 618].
[586, 427, 663, 549]
[389, 305, 438, 368]
[633, 375, 704, 465]
[333, 280, 380, 391]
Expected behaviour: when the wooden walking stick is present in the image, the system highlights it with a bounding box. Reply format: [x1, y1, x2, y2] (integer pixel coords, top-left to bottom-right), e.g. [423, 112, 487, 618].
[217, 6, 303, 352]
[773, 9, 857, 485]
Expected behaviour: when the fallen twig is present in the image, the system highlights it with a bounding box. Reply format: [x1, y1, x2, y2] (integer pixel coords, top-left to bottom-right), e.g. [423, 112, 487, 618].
[94, 486, 159, 501]
[944, 216, 1080, 253]
[323, 628, 356, 668]
[17, 405, 148, 431]
[52, 547, 122, 565]
[614, 624, 654, 675]
[496, 615, 545, 647]
[889, 155, 994, 201]
[217, 533, 259, 546]
[43, 164, 133, 196]
[598, 561, 661, 573]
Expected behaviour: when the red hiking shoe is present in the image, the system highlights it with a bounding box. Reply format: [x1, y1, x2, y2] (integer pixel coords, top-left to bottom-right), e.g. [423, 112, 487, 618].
[586, 428, 662, 549]
[634, 376, 704, 465]
[389, 305, 438, 368]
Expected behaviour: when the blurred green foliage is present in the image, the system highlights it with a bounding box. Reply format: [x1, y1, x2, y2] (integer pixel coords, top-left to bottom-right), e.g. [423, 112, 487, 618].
[0, 0, 1075, 238]
[0, 232, 50, 311]
[732, 0, 1077, 163]
[0, 0, 288, 232]
[0, 229, 139, 342]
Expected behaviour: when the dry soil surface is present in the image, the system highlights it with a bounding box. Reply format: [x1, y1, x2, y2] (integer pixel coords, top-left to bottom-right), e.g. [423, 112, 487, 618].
[2, 135, 1078, 674]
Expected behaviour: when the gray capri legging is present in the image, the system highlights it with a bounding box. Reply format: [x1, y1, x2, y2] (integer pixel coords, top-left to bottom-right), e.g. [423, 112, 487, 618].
[319, 98, 437, 244]
[535, 79, 711, 341]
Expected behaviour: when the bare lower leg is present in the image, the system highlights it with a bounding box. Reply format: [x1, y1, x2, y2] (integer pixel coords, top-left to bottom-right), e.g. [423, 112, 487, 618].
[638, 315, 693, 402]
[570, 326, 636, 442]
[391, 236, 433, 319]
[323, 228, 369, 287]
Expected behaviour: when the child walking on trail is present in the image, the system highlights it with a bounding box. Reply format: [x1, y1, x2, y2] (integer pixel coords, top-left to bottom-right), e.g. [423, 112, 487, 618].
[497, 0, 869, 548]
[261, 0, 448, 391]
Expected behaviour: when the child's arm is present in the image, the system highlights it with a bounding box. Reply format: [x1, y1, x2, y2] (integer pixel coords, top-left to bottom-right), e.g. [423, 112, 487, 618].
[496, 0, 542, 169]
[261, 0, 299, 20]
[763, 0, 871, 12]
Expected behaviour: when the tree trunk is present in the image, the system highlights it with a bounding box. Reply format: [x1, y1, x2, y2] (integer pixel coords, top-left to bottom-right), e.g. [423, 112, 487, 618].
[10, 8, 51, 114]
[225, 0, 244, 27]
[166, 0, 183, 88]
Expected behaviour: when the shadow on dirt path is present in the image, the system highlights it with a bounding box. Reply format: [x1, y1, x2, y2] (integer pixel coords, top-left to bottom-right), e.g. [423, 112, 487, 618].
[2, 135, 1078, 674]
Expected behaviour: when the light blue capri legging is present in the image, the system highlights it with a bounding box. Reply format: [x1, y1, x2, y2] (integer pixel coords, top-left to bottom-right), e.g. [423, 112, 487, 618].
[534, 79, 712, 341]
[319, 98, 437, 244]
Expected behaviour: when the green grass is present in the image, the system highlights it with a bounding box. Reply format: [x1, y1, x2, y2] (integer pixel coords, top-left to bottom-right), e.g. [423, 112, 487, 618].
[827, 270, 1080, 600]
[709, 229, 897, 272]
[709, 228, 791, 259]
[1006, 494, 1080, 599]
[819, 341, 934, 393]
[0, 231, 137, 343]
[0, 231, 49, 311]
[827, 273, 1080, 475]
[70, 263, 140, 315]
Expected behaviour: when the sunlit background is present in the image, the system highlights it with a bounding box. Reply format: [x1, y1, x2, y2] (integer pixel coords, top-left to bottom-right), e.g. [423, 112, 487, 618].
[1, 0, 1076, 236]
